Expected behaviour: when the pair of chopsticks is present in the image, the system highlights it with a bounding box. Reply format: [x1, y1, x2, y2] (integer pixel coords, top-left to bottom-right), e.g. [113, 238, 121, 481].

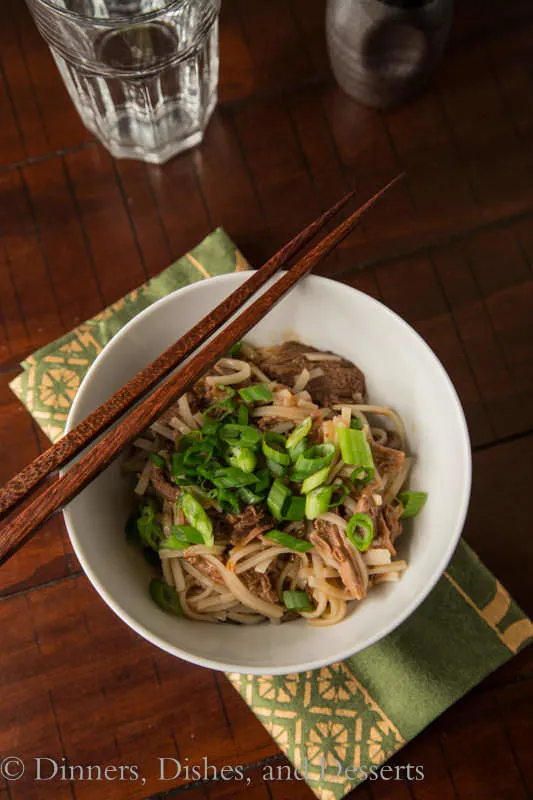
[0, 174, 402, 567]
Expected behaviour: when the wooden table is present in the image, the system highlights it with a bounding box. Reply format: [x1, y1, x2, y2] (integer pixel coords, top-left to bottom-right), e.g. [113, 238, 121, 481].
[1, 0, 532, 798]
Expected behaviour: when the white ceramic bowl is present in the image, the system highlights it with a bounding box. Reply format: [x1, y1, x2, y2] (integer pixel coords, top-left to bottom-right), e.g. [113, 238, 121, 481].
[64, 273, 471, 675]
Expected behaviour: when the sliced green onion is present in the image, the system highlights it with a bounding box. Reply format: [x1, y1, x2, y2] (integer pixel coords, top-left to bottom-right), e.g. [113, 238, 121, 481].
[180, 492, 214, 545]
[200, 418, 222, 437]
[288, 436, 308, 463]
[237, 404, 249, 426]
[254, 469, 271, 496]
[329, 482, 350, 507]
[137, 523, 161, 552]
[399, 491, 428, 518]
[350, 417, 363, 430]
[283, 589, 314, 611]
[208, 385, 237, 416]
[238, 384, 273, 404]
[217, 488, 241, 514]
[228, 341, 242, 357]
[301, 465, 331, 494]
[137, 501, 162, 550]
[149, 453, 165, 468]
[226, 446, 257, 474]
[338, 427, 375, 473]
[265, 529, 313, 552]
[292, 443, 336, 480]
[183, 440, 215, 466]
[283, 496, 306, 521]
[305, 485, 333, 520]
[350, 465, 375, 486]
[237, 487, 264, 505]
[216, 384, 236, 398]
[210, 466, 259, 489]
[286, 416, 312, 450]
[267, 479, 292, 521]
[219, 423, 261, 448]
[346, 513, 374, 552]
[266, 458, 287, 477]
[164, 525, 205, 549]
[150, 579, 182, 616]
[262, 431, 291, 466]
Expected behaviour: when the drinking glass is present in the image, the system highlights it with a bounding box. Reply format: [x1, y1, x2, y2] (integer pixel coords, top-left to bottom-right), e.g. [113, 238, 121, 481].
[26, 0, 221, 164]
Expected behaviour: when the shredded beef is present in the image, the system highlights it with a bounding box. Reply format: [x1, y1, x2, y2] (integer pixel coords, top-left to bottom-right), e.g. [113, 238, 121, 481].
[310, 519, 368, 600]
[241, 570, 278, 603]
[370, 441, 405, 481]
[229, 505, 274, 547]
[185, 556, 225, 585]
[150, 466, 180, 504]
[254, 342, 366, 406]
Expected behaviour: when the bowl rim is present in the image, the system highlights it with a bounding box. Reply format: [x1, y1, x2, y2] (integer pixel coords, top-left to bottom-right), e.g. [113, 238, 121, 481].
[64, 271, 472, 674]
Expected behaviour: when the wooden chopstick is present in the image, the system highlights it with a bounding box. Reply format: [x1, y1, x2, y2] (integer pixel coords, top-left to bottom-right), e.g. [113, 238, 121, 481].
[0, 188, 358, 521]
[0, 174, 402, 567]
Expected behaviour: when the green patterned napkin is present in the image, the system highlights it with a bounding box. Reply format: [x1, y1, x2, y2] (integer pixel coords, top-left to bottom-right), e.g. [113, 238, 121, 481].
[10, 229, 532, 800]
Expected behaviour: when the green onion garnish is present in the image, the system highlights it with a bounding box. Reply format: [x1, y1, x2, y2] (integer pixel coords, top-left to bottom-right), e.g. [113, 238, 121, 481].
[288, 436, 308, 463]
[301, 465, 331, 494]
[200, 418, 222, 436]
[217, 488, 241, 514]
[219, 423, 261, 449]
[350, 465, 374, 486]
[337, 427, 375, 473]
[179, 492, 214, 545]
[305, 485, 333, 520]
[210, 466, 259, 489]
[286, 416, 312, 450]
[228, 341, 242, 357]
[137, 500, 162, 550]
[346, 513, 374, 552]
[238, 384, 273, 404]
[212, 384, 236, 408]
[237, 404, 249, 425]
[164, 525, 205, 549]
[226, 446, 257, 474]
[237, 487, 264, 505]
[254, 468, 271, 496]
[350, 417, 363, 430]
[149, 453, 165, 468]
[266, 458, 287, 477]
[398, 491, 427, 518]
[265, 530, 313, 552]
[283, 589, 314, 611]
[149, 579, 182, 616]
[267, 479, 292, 521]
[329, 482, 350, 507]
[292, 443, 336, 480]
[262, 431, 291, 466]
[283, 496, 306, 521]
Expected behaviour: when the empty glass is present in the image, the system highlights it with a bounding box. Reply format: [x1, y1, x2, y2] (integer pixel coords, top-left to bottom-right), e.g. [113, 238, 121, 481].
[26, 0, 221, 163]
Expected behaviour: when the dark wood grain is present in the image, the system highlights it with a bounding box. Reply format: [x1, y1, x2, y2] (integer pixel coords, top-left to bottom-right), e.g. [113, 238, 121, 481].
[0, 186, 358, 520]
[0, 0, 532, 798]
[0, 178, 397, 564]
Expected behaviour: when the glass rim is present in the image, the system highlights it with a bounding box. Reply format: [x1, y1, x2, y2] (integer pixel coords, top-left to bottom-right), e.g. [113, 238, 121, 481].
[33, 0, 197, 26]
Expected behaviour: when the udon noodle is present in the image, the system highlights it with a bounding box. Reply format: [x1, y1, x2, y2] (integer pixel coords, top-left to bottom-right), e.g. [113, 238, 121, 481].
[124, 341, 426, 626]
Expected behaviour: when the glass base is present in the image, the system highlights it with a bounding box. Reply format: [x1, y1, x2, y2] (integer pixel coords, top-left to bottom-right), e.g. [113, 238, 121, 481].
[85, 94, 217, 164]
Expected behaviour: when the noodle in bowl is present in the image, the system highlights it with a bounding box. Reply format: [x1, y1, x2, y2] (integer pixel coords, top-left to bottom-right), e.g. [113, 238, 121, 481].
[64, 273, 471, 674]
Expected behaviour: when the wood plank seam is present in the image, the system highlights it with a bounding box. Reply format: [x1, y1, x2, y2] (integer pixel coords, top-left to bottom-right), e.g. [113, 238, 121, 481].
[18, 166, 66, 331]
[12, 5, 51, 153]
[0, 59, 27, 158]
[60, 155, 107, 309]
[110, 157, 152, 283]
